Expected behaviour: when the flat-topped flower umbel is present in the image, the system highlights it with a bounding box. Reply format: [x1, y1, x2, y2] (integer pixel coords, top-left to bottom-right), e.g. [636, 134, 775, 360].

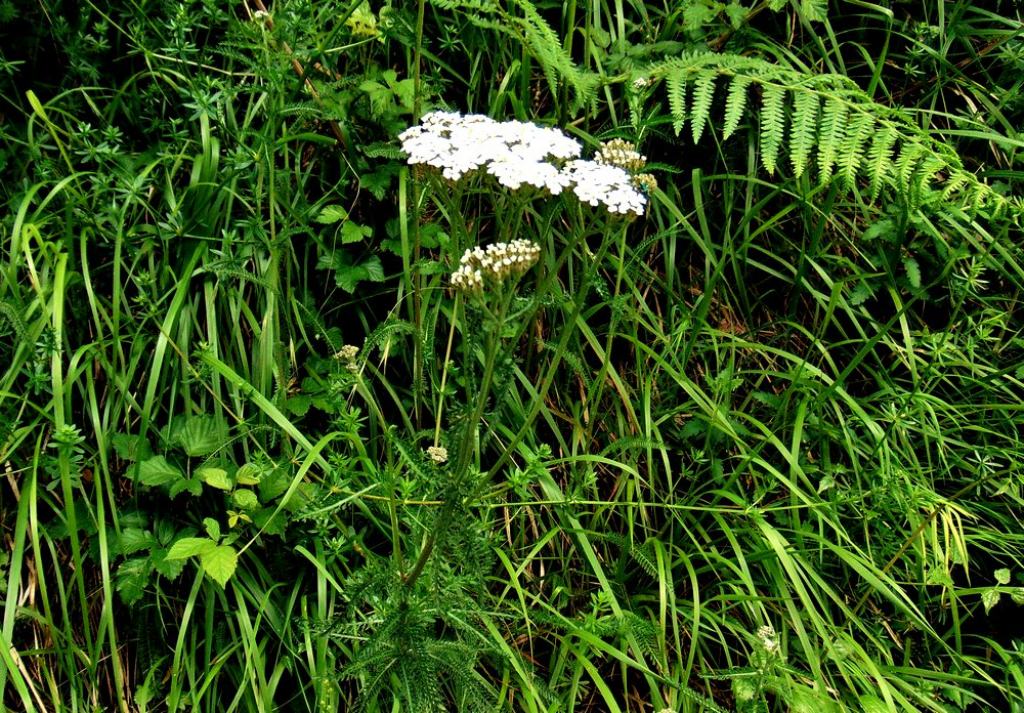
[449, 239, 542, 296]
[399, 111, 650, 216]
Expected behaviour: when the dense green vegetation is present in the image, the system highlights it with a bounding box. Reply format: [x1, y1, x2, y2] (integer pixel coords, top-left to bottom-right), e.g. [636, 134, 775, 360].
[2, 0, 1024, 710]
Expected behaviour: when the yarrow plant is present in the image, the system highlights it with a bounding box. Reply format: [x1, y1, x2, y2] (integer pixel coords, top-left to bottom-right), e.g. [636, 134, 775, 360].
[398, 111, 651, 216]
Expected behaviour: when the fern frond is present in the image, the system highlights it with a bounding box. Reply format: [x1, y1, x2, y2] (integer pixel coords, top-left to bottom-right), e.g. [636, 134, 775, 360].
[760, 83, 786, 175]
[690, 74, 716, 144]
[894, 142, 926, 194]
[866, 125, 898, 201]
[0, 301, 27, 343]
[640, 51, 1019, 220]
[667, 69, 687, 136]
[837, 111, 875, 192]
[817, 98, 847, 180]
[790, 89, 819, 177]
[722, 74, 752, 141]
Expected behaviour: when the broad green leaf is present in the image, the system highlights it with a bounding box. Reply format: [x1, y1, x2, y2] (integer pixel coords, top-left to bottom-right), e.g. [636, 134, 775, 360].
[259, 469, 290, 501]
[138, 456, 183, 487]
[118, 528, 156, 556]
[341, 221, 372, 244]
[362, 255, 385, 282]
[315, 204, 348, 224]
[166, 537, 216, 560]
[203, 517, 221, 541]
[111, 433, 153, 462]
[172, 415, 227, 457]
[235, 463, 263, 486]
[169, 476, 203, 498]
[982, 588, 1001, 614]
[200, 545, 238, 588]
[995, 568, 1011, 585]
[232, 489, 260, 511]
[151, 548, 187, 580]
[198, 466, 231, 490]
[116, 557, 151, 605]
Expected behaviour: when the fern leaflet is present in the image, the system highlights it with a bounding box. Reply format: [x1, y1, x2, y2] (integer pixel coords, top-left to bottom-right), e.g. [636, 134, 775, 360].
[817, 98, 847, 180]
[837, 112, 875, 192]
[760, 83, 786, 175]
[790, 89, 819, 177]
[866, 125, 898, 201]
[667, 69, 687, 136]
[722, 74, 752, 141]
[690, 74, 716, 144]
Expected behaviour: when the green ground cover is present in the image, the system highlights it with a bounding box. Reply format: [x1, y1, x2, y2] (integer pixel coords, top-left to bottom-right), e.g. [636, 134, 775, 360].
[2, 0, 1024, 710]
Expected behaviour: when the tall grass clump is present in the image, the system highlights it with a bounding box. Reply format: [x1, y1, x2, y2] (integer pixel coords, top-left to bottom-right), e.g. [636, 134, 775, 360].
[2, 0, 1023, 711]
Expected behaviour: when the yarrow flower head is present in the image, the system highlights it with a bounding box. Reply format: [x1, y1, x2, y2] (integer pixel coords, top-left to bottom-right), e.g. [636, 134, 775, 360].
[334, 344, 360, 372]
[449, 239, 541, 296]
[756, 625, 779, 654]
[399, 111, 651, 216]
[562, 160, 648, 215]
[398, 111, 581, 188]
[595, 138, 647, 173]
[426, 445, 448, 464]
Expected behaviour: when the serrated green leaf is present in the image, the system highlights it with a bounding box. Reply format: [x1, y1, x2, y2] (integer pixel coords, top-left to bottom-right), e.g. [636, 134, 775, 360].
[235, 463, 263, 486]
[169, 476, 203, 498]
[172, 415, 227, 457]
[118, 527, 156, 556]
[166, 537, 217, 560]
[362, 255, 385, 282]
[252, 507, 288, 536]
[259, 469, 290, 502]
[198, 466, 231, 490]
[116, 557, 151, 605]
[341, 221, 373, 244]
[315, 205, 348, 224]
[667, 72, 687, 136]
[849, 282, 874, 306]
[151, 548, 188, 580]
[111, 433, 152, 462]
[137, 456, 183, 487]
[203, 517, 221, 541]
[995, 568, 1011, 585]
[982, 588, 1001, 614]
[232, 489, 260, 511]
[285, 394, 312, 416]
[1011, 588, 1024, 605]
[200, 545, 238, 587]
[791, 91, 820, 177]
[903, 256, 921, 289]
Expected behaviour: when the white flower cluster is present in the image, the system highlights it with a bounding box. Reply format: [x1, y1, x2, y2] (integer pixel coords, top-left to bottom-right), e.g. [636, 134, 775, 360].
[426, 445, 448, 464]
[756, 625, 780, 654]
[595, 138, 647, 173]
[398, 111, 580, 188]
[399, 112, 650, 216]
[449, 239, 541, 295]
[563, 160, 648, 215]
